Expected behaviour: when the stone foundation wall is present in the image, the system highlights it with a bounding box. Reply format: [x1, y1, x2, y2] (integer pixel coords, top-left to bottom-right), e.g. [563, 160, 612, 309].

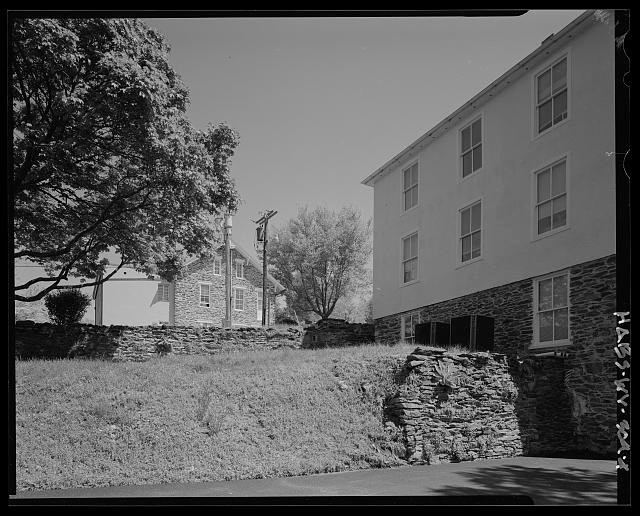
[14, 322, 303, 362]
[374, 255, 615, 358]
[301, 319, 375, 348]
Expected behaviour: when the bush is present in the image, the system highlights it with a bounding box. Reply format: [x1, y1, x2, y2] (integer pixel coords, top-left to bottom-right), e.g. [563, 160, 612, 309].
[44, 289, 91, 325]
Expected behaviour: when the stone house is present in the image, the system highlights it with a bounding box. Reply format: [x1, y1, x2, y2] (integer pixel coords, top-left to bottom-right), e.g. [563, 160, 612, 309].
[362, 10, 617, 356]
[93, 239, 285, 327]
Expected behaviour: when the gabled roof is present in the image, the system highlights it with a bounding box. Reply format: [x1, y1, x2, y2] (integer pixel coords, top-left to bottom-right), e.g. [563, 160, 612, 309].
[361, 9, 596, 187]
[186, 239, 286, 294]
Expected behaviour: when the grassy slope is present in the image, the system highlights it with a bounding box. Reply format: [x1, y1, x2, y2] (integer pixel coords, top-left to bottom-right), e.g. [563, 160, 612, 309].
[15, 344, 413, 491]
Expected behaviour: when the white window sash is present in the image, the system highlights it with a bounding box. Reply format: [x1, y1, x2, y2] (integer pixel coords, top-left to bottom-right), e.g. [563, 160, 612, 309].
[199, 283, 211, 307]
[532, 273, 570, 348]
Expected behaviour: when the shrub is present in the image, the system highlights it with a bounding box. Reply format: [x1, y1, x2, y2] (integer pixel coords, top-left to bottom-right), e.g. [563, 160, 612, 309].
[44, 289, 91, 325]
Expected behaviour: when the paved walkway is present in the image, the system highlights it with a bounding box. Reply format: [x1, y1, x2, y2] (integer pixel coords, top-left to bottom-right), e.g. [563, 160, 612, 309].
[12, 457, 617, 505]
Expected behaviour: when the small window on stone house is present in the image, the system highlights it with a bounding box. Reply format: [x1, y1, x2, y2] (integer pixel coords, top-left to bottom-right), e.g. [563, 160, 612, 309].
[235, 260, 245, 279]
[199, 283, 211, 307]
[157, 283, 169, 302]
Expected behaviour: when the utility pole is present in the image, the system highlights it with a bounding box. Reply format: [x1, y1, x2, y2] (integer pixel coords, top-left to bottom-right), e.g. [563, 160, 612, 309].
[222, 214, 233, 328]
[254, 210, 277, 326]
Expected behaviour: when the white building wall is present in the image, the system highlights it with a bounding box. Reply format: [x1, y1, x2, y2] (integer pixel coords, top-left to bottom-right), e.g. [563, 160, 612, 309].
[99, 268, 170, 326]
[372, 17, 615, 319]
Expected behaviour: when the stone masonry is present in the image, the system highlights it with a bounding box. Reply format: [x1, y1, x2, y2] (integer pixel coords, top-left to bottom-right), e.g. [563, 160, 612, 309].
[174, 249, 277, 327]
[301, 318, 375, 348]
[387, 347, 525, 464]
[14, 321, 303, 362]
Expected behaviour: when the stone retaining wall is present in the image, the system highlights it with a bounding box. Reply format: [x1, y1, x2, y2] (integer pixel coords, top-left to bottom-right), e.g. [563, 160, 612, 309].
[386, 345, 615, 464]
[301, 319, 375, 348]
[14, 322, 304, 362]
[387, 347, 525, 464]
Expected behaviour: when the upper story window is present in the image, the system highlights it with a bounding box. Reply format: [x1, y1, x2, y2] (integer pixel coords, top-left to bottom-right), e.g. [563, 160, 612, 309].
[213, 256, 222, 275]
[157, 283, 169, 302]
[460, 118, 482, 178]
[535, 159, 567, 235]
[402, 162, 419, 211]
[402, 232, 418, 284]
[460, 201, 481, 263]
[532, 272, 570, 348]
[235, 260, 244, 279]
[535, 56, 568, 134]
[199, 283, 210, 307]
[234, 288, 245, 311]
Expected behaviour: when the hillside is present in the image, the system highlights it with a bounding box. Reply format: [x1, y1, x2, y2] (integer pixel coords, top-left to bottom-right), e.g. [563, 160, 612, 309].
[15, 344, 413, 492]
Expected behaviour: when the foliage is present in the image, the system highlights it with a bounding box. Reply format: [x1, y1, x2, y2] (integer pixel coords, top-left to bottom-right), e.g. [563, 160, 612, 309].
[433, 360, 459, 389]
[269, 205, 372, 320]
[154, 337, 172, 356]
[44, 288, 91, 325]
[12, 18, 240, 302]
[274, 306, 300, 325]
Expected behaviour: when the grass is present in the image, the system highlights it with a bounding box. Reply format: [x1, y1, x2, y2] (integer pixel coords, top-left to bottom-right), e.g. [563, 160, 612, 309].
[15, 343, 414, 492]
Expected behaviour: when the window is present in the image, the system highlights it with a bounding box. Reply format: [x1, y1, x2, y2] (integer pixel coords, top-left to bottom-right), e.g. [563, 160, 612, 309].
[196, 320, 215, 328]
[535, 159, 567, 235]
[535, 56, 568, 134]
[533, 273, 569, 348]
[402, 162, 419, 211]
[460, 118, 482, 178]
[401, 313, 419, 345]
[157, 283, 169, 302]
[234, 288, 245, 311]
[235, 260, 244, 279]
[402, 232, 418, 284]
[213, 256, 221, 275]
[256, 289, 263, 321]
[460, 201, 481, 262]
[199, 283, 210, 307]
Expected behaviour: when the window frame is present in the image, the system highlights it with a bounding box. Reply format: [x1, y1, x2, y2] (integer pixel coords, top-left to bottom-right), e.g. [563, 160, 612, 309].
[531, 154, 571, 241]
[458, 114, 484, 182]
[157, 283, 170, 302]
[401, 159, 420, 213]
[532, 51, 571, 140]
[530, 270, 571, 350]
[456, 198, 483, 268]
[235, 259, 245, 279]
[400, 313, 420, 345]
[198, 282, 211, 308]
[400, 230, 420, 286]
[233, 287, 245, 311]
[213, 256, 222, 276]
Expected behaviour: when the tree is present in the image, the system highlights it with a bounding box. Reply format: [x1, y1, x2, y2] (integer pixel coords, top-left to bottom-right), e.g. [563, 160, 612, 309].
[44, 289, 92, 325]
[12, 18, 240, 302]
[269, 206, 372, 320]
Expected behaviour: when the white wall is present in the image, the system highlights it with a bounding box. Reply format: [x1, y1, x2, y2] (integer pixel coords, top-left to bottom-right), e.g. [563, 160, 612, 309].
[100, 268, 171, 326]
[372, 18, 615, 319]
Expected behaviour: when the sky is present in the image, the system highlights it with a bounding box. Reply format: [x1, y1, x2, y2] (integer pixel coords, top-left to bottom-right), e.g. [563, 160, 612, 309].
[144, 11, 585, 257]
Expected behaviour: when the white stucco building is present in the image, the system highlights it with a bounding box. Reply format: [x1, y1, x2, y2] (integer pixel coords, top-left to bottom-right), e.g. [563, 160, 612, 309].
[363, 10, 616, 354]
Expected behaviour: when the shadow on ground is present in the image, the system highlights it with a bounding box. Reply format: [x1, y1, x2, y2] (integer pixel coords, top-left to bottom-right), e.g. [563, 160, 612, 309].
[429, 462, 616, 505]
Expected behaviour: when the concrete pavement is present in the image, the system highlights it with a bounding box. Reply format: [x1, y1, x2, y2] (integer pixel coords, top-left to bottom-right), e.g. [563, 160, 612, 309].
[11, 457, 617, 505]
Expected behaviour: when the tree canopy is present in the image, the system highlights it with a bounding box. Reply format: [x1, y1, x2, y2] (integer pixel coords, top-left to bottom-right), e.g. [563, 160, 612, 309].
[12, 18, 240, 301]
[269, 206, 372, 320]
